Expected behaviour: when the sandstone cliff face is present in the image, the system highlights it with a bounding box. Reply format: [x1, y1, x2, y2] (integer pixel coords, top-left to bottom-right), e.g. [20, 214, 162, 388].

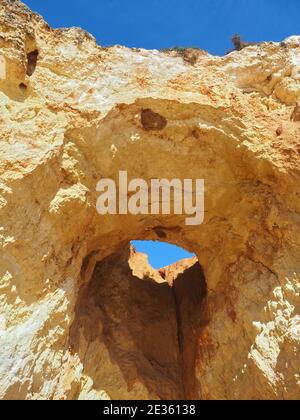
[0, 0, 299, 400]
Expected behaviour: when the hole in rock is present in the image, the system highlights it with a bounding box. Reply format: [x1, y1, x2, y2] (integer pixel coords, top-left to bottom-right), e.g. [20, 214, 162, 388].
[141, 108, 167, 131]
[70, 242, 208, 400]
[19, 83, 27, 91]
[132, 240, 196, 269]
[26, 50, 38, 76]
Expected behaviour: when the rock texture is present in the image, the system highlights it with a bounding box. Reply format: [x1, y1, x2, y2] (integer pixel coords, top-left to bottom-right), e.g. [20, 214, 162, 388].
[0, 0, 299, 400]
[70, 246, 206, 400]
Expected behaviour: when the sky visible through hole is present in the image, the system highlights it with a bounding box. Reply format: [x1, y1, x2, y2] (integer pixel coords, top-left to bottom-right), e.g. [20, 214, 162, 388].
[132, 241, 195, 269]
[22, 0, 299, 266]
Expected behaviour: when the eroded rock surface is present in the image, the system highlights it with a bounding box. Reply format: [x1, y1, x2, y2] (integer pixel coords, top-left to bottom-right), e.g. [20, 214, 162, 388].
[0, 0, 299, 400]
[70, 247, 206, 400]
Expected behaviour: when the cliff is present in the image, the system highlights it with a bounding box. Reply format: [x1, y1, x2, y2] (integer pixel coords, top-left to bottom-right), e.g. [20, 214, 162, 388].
[0, 0, 299, 400]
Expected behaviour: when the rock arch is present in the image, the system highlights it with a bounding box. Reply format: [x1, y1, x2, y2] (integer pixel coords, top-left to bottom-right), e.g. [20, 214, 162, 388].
[0, 1, 299, 400]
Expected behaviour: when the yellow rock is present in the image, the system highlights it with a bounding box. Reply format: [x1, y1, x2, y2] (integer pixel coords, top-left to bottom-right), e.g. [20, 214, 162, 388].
[0, 0, 299, 400]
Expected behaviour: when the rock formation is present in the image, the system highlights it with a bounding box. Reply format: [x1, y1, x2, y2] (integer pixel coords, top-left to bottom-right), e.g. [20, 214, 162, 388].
[70, 246, 206, 400]
[0, 0, 299, 400]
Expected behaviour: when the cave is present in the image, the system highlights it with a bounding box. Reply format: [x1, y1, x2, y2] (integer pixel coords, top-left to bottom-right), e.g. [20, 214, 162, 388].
[2, 95, 298, 400]
[0, 1, 299, 400]
[70, 243, 208, 400]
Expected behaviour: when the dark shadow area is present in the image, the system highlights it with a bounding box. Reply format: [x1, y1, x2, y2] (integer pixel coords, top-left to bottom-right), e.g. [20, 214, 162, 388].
[172, 263, 208, 399]
[26, 50, 39, 76]
[69, 246, 207, 400]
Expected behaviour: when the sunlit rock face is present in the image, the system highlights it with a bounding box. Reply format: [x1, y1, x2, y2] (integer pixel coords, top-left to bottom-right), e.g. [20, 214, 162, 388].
[0, 0, 299, 400]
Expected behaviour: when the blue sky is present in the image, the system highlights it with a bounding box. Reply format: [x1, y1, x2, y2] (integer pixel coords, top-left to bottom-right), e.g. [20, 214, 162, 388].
[23, 0, 299, 267]
[24, 0, 300, 55]
[132, 241, 194, 269]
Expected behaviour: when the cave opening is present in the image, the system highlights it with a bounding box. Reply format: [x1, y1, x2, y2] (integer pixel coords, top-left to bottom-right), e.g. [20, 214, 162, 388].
[26, 49, 39, 76]
[131, 240, 196, 270]
[70, 240, 208, 400]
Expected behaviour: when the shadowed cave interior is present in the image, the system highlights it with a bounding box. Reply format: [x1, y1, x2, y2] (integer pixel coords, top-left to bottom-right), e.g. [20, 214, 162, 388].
[70, 242, 209, 400]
